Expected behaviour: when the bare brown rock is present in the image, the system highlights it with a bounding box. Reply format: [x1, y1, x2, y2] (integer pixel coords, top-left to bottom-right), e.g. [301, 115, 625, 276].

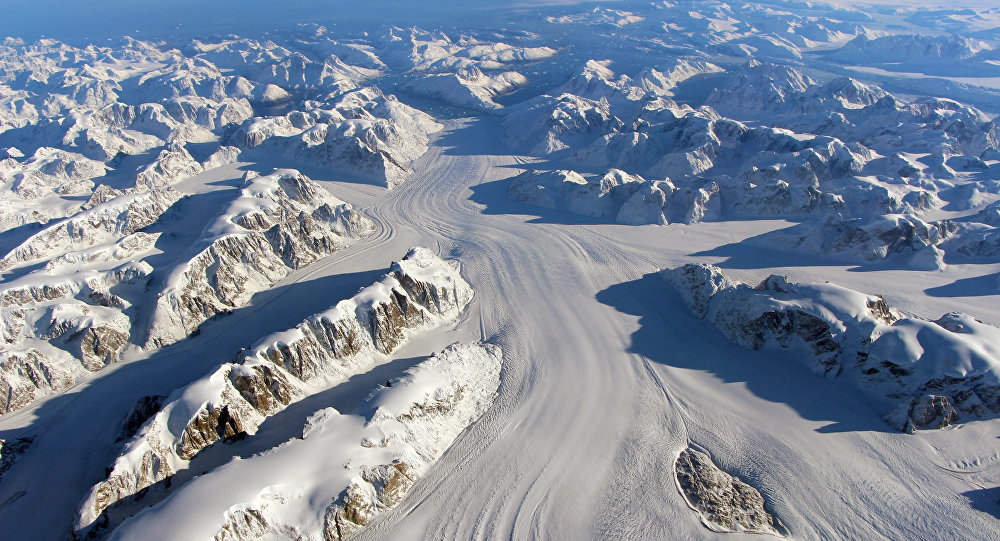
[0, 349, 75, 415]
[675, 447, 785, 536]
[323, 462, 418, 541]
[177, 404, 249, 461]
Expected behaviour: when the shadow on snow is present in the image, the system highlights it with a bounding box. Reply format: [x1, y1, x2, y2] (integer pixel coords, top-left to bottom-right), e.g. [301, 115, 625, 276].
[0, 265, 391, 536]
[925, 272, 1000, 298]
[596, 271, 897, 435]
[78, 352, 428, 537]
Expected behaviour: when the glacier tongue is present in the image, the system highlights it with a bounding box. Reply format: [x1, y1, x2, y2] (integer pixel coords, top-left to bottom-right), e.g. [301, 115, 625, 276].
[77, 247, 474, 535]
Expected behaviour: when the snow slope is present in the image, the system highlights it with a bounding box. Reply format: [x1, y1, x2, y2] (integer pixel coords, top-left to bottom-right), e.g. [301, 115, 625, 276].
[109, 342, 502, 541]
[77, 247, 472, 535]
[1, 2, 1000, 540]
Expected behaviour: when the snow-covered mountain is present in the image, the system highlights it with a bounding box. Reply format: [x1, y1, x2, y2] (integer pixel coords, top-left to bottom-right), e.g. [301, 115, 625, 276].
[0, 168, 372, 416]
[664, 263, 1000, 430]
[110, 341, 501, 541]
[77, 247, 472, 536]
[2, 1, 1000, 540]
[146, 169, 375, 347]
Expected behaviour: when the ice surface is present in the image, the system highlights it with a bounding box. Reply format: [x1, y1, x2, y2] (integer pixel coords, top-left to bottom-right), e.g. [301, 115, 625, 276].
[2, 1, 1000, 540]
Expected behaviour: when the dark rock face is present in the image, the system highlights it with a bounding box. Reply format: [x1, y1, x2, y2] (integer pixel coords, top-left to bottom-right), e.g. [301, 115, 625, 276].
[229, 364, 298, 415]
[743, 310, 841, 375]
[177, 405, 249, 461]
[909, 374, 1000, 426]
[1, 283, 78, 306]
[369, 289, 427, 354]
[0, 436, 33, 484]
[118, 395, 166, 442]
[173, 362, 304, 461]
[905, 395, 960, 431]
[53, 323, 129, 372]
[1, 277, 146, 417]
[831, 216, 947, 255]
[675, 447, 785, 536]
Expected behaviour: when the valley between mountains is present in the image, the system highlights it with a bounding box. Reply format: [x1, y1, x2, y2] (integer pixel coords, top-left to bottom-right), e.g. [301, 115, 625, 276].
[2, 2, 1000, 539]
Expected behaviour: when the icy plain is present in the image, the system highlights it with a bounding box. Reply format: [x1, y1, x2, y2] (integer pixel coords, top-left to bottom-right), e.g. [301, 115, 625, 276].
[1, 1, 1000, 540]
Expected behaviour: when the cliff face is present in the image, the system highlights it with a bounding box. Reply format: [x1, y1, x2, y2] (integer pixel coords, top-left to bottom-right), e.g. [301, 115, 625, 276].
[0, 264, 154, 415]
[77, 359, 307, 534]
[146, 169, 376, 347]
[77, 247, 473, 534]
[663, 263, 1000, 430]
[39, 303, 130, 370]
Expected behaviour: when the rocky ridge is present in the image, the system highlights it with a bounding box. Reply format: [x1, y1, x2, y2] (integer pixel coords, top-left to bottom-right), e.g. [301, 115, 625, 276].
[214, 342, 502, 541]
[77, 247, 474, 535]
[146, 169, 375, 347]
[664, 263, 1000, 431]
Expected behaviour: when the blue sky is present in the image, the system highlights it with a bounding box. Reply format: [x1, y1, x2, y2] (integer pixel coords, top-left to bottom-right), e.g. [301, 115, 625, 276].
[0, 0, 605, 43]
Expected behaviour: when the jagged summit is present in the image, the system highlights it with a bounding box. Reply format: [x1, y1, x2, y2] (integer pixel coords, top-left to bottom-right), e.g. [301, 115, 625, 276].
[2, 2, 1000, 540]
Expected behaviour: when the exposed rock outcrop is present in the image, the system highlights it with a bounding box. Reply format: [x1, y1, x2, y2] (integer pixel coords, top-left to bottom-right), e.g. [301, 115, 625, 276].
[0, 436, 33, 484]
[0, 264, 153, 415]
[892, 394, 960, 432]
[117, 395, 166, 442]
[750, 214, 957, 270]
[41, 303, 130, 370]
[675, 447, 785, 536]
[664, 263, 1000, 430]
[146, 169, 375, 347]
[0, 348, 76, 415]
